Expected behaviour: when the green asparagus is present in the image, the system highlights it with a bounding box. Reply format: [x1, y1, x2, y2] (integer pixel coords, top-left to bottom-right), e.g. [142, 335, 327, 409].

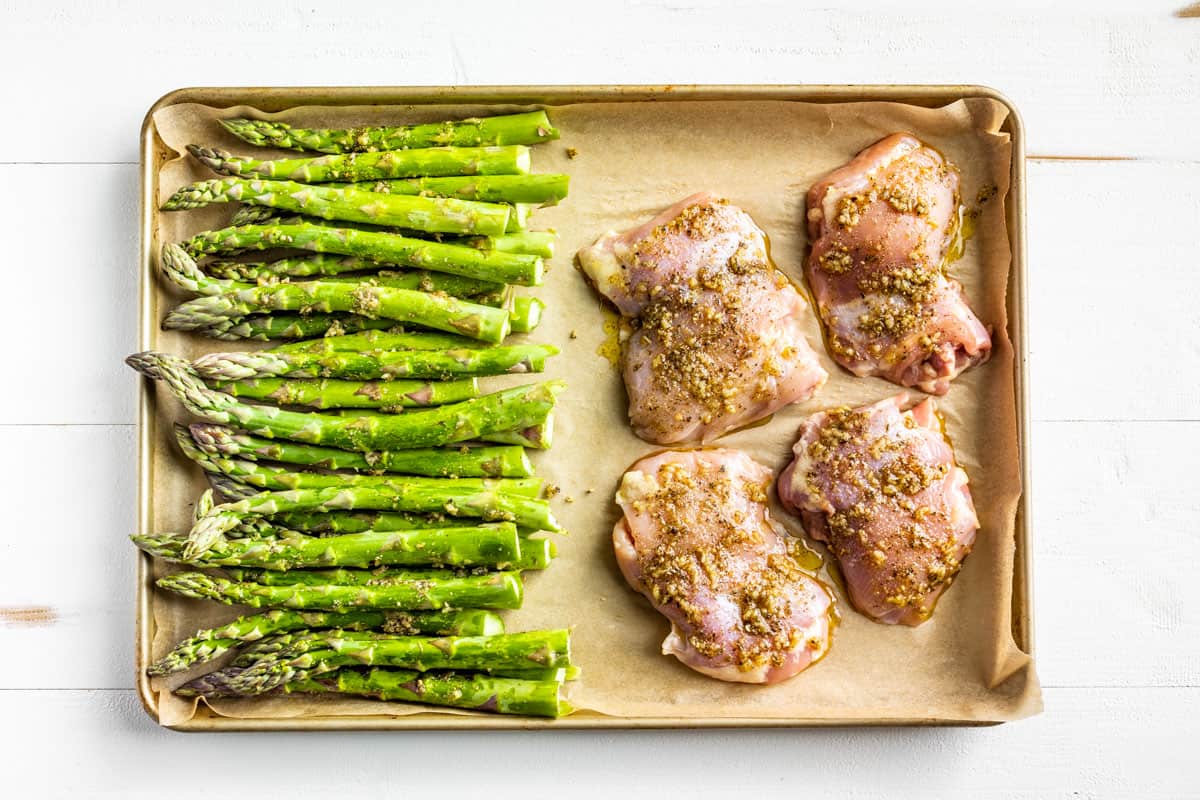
[158, 569, 524, 611]
[192, 342, 558, 382]
[338, 174, 569, 205]
[189, 476, 558, 556]
[181, 222, 543, 287]
[171, 313, 397, 342]
[127, 351, 563, 452]
[159, 245, 513, 343]
[505, 203, 531, 232]
[189, 144, 530, 182]
[187, 423, 531, 477]
[267, 329, 489, 354]
[180, 666, 570, 718]
[508, 296, 545, 333]
[222, 204, 535, 235]
[228, 566, 491, 587]
[164, 178, 511, 236]
[178, 428, 544, 497]
[146, 608, 502, 676]
[475, 416, 554, 450]
[223, 533, 554, 576]
[220, 111, 559, 153]
[133, 521, 523, 570]
[262, 511, 463, 536]
[208, 375, 480, 410]
[319, 269, 510, 295]
[460, 231, 555, 259]
[226, 629, 571, 695]
[294, 669, 570, 718]
[205, 258, 504, 297]
[228, 204, 280, 226]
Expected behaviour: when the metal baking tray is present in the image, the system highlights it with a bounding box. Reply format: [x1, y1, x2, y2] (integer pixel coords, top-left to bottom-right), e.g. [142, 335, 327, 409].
[137, 85, 1031, 730]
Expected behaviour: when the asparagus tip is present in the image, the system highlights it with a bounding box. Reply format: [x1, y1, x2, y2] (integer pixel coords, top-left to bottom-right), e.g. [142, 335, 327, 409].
[125, 351, 166, 379]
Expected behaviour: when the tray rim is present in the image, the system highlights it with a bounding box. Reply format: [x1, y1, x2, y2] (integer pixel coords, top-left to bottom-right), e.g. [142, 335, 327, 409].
[136, 83, 1032, 731]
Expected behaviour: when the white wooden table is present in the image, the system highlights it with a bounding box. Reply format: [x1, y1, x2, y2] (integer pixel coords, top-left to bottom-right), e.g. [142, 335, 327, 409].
[2, 1, 1197, 796]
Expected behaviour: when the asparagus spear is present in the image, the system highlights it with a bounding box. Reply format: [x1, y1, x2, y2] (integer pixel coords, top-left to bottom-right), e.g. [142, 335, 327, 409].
[459, 231, 555, 259]
[224, 532, 555, 576]
[477, 417, 554, 450]
[171, 312, 397, 342]
[178, 427, 544, 497]
[189, 475, 558, 556]
[334, 175, 570, 208]
[208, 376, 480, 411]
[487, 665, 580, 682]
[182, 666, 570, 718]
[187, 423, 531, 478]
[221, 203, 536, 236]
[159, 246, 513, 343]
[192, 343, 557, 382]
[268, 329, 488, 354]
[127, 351, 563, 452]
[220, 111, 559, 153]
[164, 177, 512, 236]
[194, 474, 554, 555]
[303, 669, 570, 718]
[204, 202, 545, 254]
[204, 474, 255, 502]
[508, 296, 545, 333]
[189, 144, 531, 183]
[160, 569, 523, 610]
[176, 424, 544, 494]
[203, 254, 378, 282]
[133, 521, 523, 570]
[165, 245, 498, 304]
[181, 223, 543, 287]
[327, 404, 556, 450]
[163, 288, 510, 344]
[262, 511, 461, 536]
[505, 203, 531, 232]
[226, 629, 572, 695]
[204, 257, 505, 296]
[228, 566, 491, 586]
[230, 204, 280, 226]
[146, 608, 502, 676]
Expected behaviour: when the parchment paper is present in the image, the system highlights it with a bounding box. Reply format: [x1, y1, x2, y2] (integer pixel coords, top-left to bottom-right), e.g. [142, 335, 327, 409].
[146, 96, 1040, 725]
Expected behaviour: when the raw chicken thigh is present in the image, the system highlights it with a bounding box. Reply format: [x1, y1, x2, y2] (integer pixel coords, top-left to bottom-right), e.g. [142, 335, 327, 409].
[614, 448, 835, 683]
[805, 133, 991, 395]
[778, 394, 979, 626]
[578, 193, 827, 444]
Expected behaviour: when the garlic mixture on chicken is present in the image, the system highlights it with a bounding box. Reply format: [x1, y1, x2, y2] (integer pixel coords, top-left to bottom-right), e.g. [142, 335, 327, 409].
[614, 448, 835, 683]
[778, 394, 979, 626]
[805, 133, 991, 394]
[578, 193, 827, 444]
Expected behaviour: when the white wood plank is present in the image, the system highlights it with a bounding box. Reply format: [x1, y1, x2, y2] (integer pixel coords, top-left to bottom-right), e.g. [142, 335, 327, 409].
[1031, 421, 1200, 689]
[1027, 159, 1200, 422]
[0, 426, 137, 689]
[0, 164, 139, 424]
[1, 1, 1197, 162]
[0, 687, 1192, 798]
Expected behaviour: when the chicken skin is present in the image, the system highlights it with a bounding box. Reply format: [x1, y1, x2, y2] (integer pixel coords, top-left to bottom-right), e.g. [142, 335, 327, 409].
[579, 193, 827, 444]
[778, 394, 979, 626]
[806, 133, 991, 395]
[614, 448, 835, 683]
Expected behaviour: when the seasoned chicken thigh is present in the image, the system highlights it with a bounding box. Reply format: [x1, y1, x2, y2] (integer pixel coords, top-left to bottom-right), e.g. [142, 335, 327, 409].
[579, 193, 827, 444]
[614, 448, 835, 683]
[778, 394, 979, 626]
[806, 133, 991, 395]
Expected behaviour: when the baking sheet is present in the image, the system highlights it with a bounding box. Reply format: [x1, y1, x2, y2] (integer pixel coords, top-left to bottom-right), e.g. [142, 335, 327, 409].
[140, 90, 1039, 726]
